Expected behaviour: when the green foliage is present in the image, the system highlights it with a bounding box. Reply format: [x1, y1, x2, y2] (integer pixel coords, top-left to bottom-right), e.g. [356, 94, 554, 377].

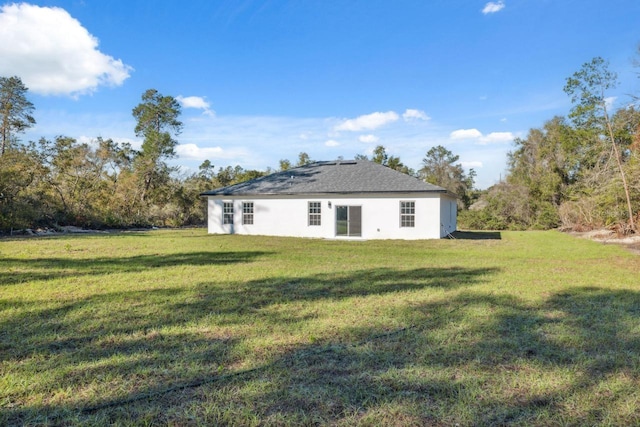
[277, 152, 313, 170]
[564, 57, 636, 231]
[2, 73, 638, 234]
[296, 152, 313, 166]
[419, 145, 475, 208]
[0, 75, 36, 155]
[0, 143, 47, 229]
[460, 182, 529, 230]
[278, 158, 292, 171]
[132, 89, 183, 203]
[472, 57, 640, 232]
[214, 165, 265, 188]
[371, 145, 388, 165]
[495, 117, 576, 229]
[362, 145, 415, 175]
[564, 57, 617, 130]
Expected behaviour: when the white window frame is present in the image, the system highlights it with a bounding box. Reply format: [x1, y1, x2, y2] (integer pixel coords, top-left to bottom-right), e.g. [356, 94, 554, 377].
[242, 202, 254, 225]
[308, 201, 321, 226]
[223, 202, 234, 225]
[400, 201, 415, 228]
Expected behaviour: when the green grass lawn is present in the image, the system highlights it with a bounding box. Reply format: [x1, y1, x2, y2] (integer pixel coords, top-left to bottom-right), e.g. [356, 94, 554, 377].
[1, 229, 639, 426]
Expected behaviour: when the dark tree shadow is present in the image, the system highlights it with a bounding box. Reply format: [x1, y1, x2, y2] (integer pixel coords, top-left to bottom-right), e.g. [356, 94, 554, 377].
[7, 249, 640, 425]
[0, 251, 270, 285]
[451, 230, 502, 240]
[228, 287, 640, 425]
[0, 265, 497, 425]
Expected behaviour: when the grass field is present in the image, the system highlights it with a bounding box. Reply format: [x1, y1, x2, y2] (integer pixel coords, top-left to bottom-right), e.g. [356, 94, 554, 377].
[1, 229, 639, 426]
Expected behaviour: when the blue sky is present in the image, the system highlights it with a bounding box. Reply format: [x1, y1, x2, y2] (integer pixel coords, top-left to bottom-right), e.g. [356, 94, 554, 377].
[2, 1, 640, 188]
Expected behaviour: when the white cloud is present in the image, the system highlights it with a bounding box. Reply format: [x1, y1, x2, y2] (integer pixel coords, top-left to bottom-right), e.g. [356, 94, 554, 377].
[176, 143, 247, 160]
[460, 161, 483, 169]
[604, 96, 617, 111]
[325, 139, 340, 147]
[482, 1, 505, 14]
[450, 128, 483, 140]
[0, 3, 132, 96]
[402, 109, 430, 121]
[358, 134, 379, 143]
[480, 132, 514, 144]
[177, 95, 215, 117]
[177, 96, 209, 110]
[77, 135, 94, 145]
[450, 128, 515, 144]
[335, 111, 399, 132]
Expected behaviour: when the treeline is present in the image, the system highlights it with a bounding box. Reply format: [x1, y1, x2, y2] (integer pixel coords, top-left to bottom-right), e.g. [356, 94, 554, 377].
[0, 76, 476, 232]
[0, 83, 270, 232]
[461, 57, 639, 233]
[4, 55, 637, 234]
[0, 135, 272, 231]
[0, 135, 472, 232]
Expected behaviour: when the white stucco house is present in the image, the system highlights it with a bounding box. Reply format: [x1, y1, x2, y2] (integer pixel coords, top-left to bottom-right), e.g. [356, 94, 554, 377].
[201, 160, 457, 240]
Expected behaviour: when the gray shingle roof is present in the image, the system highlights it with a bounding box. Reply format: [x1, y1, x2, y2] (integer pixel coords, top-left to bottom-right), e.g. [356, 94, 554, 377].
[200, 160, 451, 196]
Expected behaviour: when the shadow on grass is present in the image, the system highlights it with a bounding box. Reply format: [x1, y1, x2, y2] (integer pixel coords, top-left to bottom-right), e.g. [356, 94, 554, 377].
[0, 266, 498, 361]
[234, 287, 640, 425]
[0, 265, 496, 425]
[451, 230, 502, 240]
[0, 251, 270, 285]
[5, 268, 640, 424]
[173, 266, 498, 322]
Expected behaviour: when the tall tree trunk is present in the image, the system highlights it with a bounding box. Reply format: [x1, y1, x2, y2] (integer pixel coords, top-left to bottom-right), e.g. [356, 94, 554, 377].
[604, 106, 636, 232]
[1, 123, 7, 156]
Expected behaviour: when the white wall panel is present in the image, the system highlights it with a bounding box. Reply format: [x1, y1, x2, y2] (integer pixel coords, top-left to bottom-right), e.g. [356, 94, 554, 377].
[207, 193, 452, 240]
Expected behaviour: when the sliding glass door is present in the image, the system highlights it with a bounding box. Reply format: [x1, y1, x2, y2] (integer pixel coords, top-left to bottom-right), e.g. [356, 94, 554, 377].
[336, 205, 361, 237]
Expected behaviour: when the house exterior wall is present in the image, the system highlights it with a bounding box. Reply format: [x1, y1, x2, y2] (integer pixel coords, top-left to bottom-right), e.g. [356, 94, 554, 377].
[206, 193, 453, 240]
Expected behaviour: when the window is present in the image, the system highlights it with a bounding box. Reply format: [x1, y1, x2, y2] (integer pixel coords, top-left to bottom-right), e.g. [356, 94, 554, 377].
[243, 202, 254, 225]
[400, 201, 415, 227]
[308, 201, 321, 226]
[223, 202, 234, 225]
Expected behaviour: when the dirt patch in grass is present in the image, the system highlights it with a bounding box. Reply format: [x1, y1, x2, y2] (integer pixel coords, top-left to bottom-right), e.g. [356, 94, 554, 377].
[569, 229, 640, 255]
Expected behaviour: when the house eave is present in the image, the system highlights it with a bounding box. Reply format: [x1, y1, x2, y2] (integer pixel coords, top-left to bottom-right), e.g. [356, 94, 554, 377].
[200, 189, 456, 198]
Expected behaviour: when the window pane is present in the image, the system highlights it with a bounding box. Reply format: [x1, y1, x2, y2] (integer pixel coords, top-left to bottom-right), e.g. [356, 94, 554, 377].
[349, 206, 362, 236]
[223, 202, 234, 225]
[243, 202, 254, 225]
[308, 201, 321, 226]
[336, 206, 348, 236]
[400, 201, 415, 228]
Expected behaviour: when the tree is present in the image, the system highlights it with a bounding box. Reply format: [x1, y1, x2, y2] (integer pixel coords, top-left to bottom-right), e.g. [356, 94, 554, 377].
[371, 145, 388, 165]
[296, 152, 313, 166]
[564, 57, 636, 232]
[132, 89, 183, 202]
[419, 145, 475, 208]
[36, 136, 121, 226]
[198, 160, 216, 181]
[504, 117, 579, 229]
[368, 145, 414, 175]
[0, 76, 36, 155]
[0, 141, 46, 230]
[279, 159, 292, 171]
